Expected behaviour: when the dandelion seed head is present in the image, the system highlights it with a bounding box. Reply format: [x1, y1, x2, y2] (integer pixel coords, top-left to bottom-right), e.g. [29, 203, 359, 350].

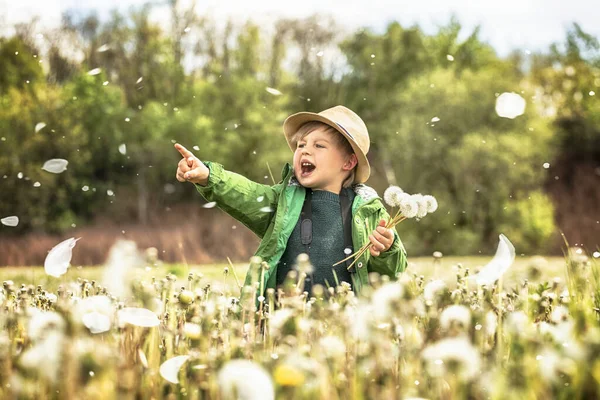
[383, 185, 404, 207]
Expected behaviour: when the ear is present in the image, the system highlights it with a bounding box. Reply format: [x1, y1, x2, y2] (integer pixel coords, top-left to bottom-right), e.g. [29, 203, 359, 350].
[343, 153, 358, 171]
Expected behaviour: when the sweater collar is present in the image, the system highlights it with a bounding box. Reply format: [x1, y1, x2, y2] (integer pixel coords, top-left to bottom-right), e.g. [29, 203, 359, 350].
[286, 167, 380, 203]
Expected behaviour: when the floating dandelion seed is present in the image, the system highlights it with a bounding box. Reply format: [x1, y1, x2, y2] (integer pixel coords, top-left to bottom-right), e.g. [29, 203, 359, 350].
[266, 87, 282, 95]
[82, 185, 89, 192]
[136, 77, 143, 84]
[77, 295, 113, 334]
[543, 163, 550, 169]
[35, 122, 46, 132]
[469, 234, 515, 285]
[447, 54, 454, 61]
[431, 116, 440, 123]
[118, 144, 127, 155]
[260, 206, 274, 213]
[96, 44, 110, 52]
[44, 237, 81, 277]
[117, 307, 160, 327]
[203, 202, 217, 208]
[160, 355, 191, 384]
[82, 311, 111, 334]
[87, 68, 102, 76]
[193, 145, 200, 151]
[42, 159, 68, 174]
[1, 216, 19, 227]
[33, 181, 41, 187]
[495, 92, 526, 119]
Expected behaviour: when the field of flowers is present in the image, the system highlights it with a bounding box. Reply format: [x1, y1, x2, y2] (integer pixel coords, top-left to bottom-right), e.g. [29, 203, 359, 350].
[1, 237, 598, 400]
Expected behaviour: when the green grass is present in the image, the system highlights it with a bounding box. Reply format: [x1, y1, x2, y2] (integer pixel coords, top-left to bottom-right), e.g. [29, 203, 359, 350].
[0, 255, 567, 292]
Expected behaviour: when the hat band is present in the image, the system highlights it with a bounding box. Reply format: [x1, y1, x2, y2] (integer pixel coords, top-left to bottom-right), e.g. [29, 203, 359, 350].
[335, 122, 354, 140]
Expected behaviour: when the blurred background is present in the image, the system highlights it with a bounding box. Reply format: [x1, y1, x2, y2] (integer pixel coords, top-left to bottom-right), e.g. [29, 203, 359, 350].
[0, 0, 598, 266]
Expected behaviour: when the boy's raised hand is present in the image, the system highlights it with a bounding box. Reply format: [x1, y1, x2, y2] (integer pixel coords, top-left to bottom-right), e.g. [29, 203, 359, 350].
[369, 219, 395, 257]
[174, 143, 210, 186]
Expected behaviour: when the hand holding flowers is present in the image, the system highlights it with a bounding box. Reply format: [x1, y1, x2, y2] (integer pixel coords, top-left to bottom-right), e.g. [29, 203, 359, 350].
[333, 186, 438, 270]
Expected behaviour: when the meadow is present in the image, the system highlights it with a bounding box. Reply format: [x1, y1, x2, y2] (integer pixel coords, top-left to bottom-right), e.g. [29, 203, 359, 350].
[2, 247, 598, 399]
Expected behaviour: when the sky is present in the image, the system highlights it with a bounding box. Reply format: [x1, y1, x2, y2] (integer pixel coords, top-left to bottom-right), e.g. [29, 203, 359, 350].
[1, 0, 597, 56]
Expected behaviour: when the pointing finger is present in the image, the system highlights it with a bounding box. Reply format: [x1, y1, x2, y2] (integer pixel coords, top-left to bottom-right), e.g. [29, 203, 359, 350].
[187, 157, 194, 168]
[175, 143, 194, 159]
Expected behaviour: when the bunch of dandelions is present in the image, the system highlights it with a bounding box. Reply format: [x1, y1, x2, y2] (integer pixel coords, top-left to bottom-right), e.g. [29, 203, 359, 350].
[334, 185, 438, 270]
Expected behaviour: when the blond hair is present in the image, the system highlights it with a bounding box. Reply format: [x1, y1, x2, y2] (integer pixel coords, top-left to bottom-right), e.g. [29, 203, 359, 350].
[292, 121, 356, 188]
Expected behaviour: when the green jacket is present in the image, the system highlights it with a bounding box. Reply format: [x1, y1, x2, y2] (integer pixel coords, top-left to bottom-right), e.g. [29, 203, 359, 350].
[194, 161, 408, 297]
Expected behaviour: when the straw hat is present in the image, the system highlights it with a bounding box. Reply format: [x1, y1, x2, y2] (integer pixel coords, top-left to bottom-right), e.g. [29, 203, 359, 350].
[282, 105, 371, 183]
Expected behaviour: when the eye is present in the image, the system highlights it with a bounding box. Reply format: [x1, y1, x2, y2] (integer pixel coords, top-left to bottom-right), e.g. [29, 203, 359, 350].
[297, 143, 305, 148]
[316, 144, 325, 148]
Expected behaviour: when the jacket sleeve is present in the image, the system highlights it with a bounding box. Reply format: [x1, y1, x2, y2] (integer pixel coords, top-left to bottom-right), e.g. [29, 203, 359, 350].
[367, 205, 408, 279]
[193, 161, 284, 239]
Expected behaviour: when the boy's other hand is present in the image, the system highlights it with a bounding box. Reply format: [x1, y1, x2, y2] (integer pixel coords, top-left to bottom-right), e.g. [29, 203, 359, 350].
[175, 143, 210, 186]
[369, 219, 395, 257]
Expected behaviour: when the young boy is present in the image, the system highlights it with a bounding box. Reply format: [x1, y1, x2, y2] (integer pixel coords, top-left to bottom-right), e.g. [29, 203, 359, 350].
[174, 105, 407, 298]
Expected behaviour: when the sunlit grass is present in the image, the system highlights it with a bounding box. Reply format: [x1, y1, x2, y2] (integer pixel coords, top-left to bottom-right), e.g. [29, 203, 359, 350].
[0, 256, 567, 291]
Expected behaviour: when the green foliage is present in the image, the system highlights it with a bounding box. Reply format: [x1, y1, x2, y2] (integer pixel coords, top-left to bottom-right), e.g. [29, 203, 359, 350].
[0, 37, 44, 94]
[0, 10, 597, 256]
[499, 191, 557, 254]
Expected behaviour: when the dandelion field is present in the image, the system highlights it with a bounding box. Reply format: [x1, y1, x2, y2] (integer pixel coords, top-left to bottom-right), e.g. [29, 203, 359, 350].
[2, 245, 600, 400]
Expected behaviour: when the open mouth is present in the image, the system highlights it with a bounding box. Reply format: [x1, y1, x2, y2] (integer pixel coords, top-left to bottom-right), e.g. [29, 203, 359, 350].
[300, 162, 316, 177]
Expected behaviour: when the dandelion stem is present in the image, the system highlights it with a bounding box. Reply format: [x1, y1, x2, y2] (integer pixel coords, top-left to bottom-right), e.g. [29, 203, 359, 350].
[226, 257, 242, 289]
[266, 161, 276, 185]
[332, 211, 407, 269]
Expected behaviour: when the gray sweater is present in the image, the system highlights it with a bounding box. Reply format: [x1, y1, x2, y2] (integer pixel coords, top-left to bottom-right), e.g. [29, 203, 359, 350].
[276, 187, 355, 294]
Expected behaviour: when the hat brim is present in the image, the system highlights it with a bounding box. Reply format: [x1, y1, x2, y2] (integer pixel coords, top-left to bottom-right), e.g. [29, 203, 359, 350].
[283, 112, 371, 184]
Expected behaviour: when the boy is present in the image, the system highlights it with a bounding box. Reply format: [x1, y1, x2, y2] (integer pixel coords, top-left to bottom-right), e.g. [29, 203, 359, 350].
[174, 105, 407, 298]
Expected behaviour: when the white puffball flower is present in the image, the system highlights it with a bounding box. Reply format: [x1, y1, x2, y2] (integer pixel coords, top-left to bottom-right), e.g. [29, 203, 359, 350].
[421, 336, 481, 381]
[319, 335, 347, 359]
[423, 195, 438, 213]
[423, 279, 446, 302]
[440, 305, 471, 332]
[371, 282, 404, 320]
[485, 311, 498, 338]
[218, 359, 274, 400]
[27, 309, 65, 341]
[383, 185, 404, 208]
[504, 311, 529, 335]
[411, 194, 429, 218]
[399, 195, 419, 218]
[550, 305, 570, 323]
[268, 308, 294, 336]
[184, 323, 202, 340]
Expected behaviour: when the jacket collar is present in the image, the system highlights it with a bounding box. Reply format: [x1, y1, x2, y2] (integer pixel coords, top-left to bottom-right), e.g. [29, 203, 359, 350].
[282, 163, 379, 203]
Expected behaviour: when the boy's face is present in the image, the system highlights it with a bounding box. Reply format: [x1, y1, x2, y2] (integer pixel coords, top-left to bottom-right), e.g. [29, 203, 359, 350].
[293, 127, 357, 194]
